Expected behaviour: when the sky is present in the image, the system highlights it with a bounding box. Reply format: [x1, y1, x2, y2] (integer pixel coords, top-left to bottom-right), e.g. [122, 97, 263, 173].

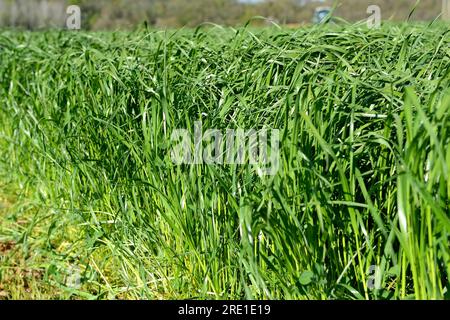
[237, 0, 265, 3]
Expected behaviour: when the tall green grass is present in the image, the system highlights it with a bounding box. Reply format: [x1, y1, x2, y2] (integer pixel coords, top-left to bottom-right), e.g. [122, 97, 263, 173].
[0, 23, 449, 299]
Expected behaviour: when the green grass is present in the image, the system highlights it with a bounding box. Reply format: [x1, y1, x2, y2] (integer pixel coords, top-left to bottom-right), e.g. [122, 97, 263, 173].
[0, 22, 449, 300]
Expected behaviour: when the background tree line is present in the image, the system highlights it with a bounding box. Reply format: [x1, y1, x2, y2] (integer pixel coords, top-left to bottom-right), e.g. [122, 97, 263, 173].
[0, 0, 444, 30]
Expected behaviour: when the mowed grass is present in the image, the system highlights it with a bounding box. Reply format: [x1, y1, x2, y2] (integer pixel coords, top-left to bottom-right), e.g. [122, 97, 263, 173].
[0, 22, 449, 300]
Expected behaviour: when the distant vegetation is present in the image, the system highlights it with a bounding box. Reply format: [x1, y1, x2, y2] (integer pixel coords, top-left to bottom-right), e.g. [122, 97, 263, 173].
[0, 0, 444, 30]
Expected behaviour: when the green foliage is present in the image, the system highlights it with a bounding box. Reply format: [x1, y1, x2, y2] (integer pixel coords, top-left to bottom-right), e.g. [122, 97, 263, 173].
[0, 22, 449, 299]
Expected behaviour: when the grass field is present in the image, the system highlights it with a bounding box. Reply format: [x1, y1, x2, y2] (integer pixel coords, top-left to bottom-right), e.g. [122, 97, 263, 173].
[0, 22, 449, 300]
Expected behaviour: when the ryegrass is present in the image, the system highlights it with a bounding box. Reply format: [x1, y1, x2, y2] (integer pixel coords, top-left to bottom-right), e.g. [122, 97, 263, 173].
[0, 22, 449, 300]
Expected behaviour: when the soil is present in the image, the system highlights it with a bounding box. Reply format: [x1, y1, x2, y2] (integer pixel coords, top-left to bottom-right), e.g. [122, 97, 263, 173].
[0, 240, 15, 254]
